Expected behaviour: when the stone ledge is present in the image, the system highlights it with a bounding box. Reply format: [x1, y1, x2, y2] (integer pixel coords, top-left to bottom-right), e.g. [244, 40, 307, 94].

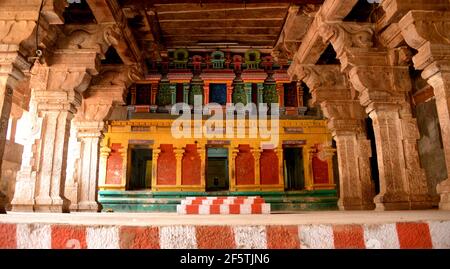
[0, 220, 449, 249]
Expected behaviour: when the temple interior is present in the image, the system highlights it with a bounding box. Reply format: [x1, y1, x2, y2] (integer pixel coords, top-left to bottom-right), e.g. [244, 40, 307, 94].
[1, 0, 450, 214]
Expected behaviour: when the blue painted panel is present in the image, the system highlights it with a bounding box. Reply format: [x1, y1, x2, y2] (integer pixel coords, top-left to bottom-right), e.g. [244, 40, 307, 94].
[209, 83, 227, 105]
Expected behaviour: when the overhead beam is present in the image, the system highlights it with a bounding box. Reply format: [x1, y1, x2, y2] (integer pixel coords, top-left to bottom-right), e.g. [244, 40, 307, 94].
[156, 7, 288, 20]
[159, 19, 284, 28]
[156, 4, 289, 13]
[119, 0, 324, 7]
[162, 27, 281, 35]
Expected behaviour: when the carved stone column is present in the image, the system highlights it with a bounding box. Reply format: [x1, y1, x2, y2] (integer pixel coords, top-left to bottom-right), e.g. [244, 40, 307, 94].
[74, 121, 104, 212]
[297, 64, 375, 210]
[399, 10, 450, 209]
[69, 65, 139, 211]
[0, 0, 44, 213]
[319, 22, 431, 210]
[12, 23, 119, 212]
[98, 138, 111, 189]
[64, 122, 81, 211]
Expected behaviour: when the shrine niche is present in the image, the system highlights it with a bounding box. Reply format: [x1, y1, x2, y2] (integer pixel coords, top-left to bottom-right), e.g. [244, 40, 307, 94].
[235, 144, 255, 185]
[157, 144, 177, 185]
[211, 50, 225, 69]
[245, 49, 261, 69]
[182, 144, 201, 185]
[106, 143, 124, 185]
[173, 48, 189, 69]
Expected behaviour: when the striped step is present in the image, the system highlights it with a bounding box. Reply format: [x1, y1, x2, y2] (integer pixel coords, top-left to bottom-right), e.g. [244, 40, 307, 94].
[181, 197, 265, 205]
[177, 203, 271, 215]
[184, 196, 259, 200]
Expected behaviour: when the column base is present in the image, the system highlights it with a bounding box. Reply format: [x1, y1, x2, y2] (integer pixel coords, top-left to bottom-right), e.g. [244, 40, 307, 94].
[374, 192, 410, 211]
[437, 179, 450, 210]
[409, 194, 433, 210]
[338, 198, 376, 210]
[34, 196, 71, 213]
[77, 201, 101, 212]
[11, 204, 34, 212]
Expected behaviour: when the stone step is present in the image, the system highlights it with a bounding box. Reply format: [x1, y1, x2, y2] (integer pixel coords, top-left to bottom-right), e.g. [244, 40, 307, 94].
[181, 197, 265, 205]
[177, 203, 271, 214]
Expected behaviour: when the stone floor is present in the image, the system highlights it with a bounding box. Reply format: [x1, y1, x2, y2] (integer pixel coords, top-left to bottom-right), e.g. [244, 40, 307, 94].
[1, 210, 450, 249]
[1, 210, 450, 226]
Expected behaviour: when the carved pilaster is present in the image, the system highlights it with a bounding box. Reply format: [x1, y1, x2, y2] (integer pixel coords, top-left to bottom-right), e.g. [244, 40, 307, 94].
[74, 121, 105, 212]
[399, 10, 450, 210]
[175, 148, 184, 186]
[252, 148, 262, 186]
[199, 144, 206, 190]
[298, 64, 375, 210]
[98, 137, 111, 189]
[317, 21, 431, 210]
[151, 146, 160, 191]
[274, 148, 284, 187]
[64, 121, 81, 211]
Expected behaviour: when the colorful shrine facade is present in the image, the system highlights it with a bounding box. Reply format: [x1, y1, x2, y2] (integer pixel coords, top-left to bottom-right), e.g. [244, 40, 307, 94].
[101, 119, 334, 193]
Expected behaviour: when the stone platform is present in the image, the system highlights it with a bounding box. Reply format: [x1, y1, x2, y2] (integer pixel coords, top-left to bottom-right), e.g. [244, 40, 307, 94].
[1, 211, 450, 249]
[98, 190, 338, 212]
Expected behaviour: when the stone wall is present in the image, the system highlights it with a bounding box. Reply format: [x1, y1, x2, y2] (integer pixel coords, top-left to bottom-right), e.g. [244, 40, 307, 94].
[416, 99, 448, 206]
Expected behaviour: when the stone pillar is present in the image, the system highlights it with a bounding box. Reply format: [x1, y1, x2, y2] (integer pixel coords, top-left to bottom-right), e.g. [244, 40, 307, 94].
[319, 21, 431, 210]
[12, 23, 121, 212]
[64, 121, 81, 211]
[33, 85, 82, 212]
[276, 83, 284, 108]
[98, 138, 111, 188]
[75, 121, 104, 212]
[399, 10, 450, 209]
[0, 0, 42, 212]
[69, 65, 140, 210]
[229, 148, 238, 190]
[204, 82, 210, 105]
[175, 148, 184, 187]
[297, 65, 375, 210]
[252, 148, 262, 186]
[226, 82, 233, 104]
[151, 146, 160, 190]
[275, 148, 284, 188]
[199, 144, 206, 190]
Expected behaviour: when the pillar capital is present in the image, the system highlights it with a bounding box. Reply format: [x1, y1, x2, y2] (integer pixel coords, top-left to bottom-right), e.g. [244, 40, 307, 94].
[295, 64, 352, 105]
[399, 10, 450, 77]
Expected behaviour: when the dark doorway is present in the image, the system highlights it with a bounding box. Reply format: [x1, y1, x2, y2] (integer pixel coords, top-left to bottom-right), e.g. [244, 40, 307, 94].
[209, 83, 227, 105]
[284, 82, 298, 107]
[129, 148, 152, 190]
[283, 147, 305, 190]
[176, 83, 184, 103]
[206, 147, 229, 191]
[135, 84, 151, 105]
[251, 83, 258, 104]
